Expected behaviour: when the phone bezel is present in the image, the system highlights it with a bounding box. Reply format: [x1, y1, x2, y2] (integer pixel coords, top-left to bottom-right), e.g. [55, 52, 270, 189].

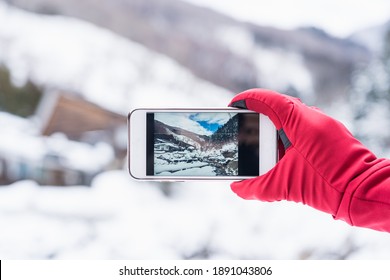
[128, 108, 277, 181]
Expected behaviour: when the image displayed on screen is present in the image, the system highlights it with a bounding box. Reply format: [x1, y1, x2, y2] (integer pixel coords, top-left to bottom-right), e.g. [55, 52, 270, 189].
[146, 112, 260, 176]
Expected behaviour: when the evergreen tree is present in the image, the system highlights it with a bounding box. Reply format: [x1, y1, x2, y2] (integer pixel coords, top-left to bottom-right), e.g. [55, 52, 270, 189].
[350, 27, 390, 155]
[382, 28, 390, 95]
[0, 65, 43, 117]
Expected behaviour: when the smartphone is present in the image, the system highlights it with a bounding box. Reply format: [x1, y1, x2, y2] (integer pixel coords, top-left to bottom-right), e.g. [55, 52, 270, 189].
[128, 108, 277, 181]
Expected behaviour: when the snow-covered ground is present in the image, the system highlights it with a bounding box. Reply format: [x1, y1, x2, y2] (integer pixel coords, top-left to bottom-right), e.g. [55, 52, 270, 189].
[1, 2, 390, 260]
[154, 139, 237, 176]
[1, 171, 390, 259]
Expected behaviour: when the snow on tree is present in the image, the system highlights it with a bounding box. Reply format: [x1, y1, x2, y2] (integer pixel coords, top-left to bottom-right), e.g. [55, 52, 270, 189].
[350, 27, 390, 156]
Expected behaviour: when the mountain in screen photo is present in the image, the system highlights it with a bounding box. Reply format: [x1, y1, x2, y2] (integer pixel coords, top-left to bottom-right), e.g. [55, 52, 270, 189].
[154, 114, 239, 176]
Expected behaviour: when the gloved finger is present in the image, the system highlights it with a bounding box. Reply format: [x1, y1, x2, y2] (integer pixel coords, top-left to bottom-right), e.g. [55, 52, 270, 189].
[228, 88, 300, 130]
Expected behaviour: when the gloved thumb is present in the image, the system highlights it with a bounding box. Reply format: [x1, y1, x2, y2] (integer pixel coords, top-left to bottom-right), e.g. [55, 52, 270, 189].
[230, 147, 317, 205]
[230, 160, 287, 202]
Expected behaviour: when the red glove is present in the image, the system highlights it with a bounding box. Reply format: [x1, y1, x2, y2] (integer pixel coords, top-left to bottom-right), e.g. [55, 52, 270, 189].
[229, 88, 390, 232]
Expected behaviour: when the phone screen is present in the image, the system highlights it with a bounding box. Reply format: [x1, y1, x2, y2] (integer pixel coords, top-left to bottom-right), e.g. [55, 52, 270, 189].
[146, 112, 260, 177]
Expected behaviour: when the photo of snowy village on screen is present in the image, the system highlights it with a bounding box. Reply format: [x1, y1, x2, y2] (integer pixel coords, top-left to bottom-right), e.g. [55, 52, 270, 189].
[150, 112, 240, 176]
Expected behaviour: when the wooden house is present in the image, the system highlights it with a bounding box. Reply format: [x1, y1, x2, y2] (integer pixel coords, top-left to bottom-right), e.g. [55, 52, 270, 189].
[37, 91, 127, 145]
[35, 91, 127, 186]
[0, 91, 128, 186]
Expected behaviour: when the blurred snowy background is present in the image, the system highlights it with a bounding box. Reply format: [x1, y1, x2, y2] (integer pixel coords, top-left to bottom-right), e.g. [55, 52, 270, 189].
[1, 0, 390, 259]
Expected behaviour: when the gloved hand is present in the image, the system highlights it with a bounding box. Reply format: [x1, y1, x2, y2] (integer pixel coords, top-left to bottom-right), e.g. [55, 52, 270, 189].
[229, 88, 390, 232]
